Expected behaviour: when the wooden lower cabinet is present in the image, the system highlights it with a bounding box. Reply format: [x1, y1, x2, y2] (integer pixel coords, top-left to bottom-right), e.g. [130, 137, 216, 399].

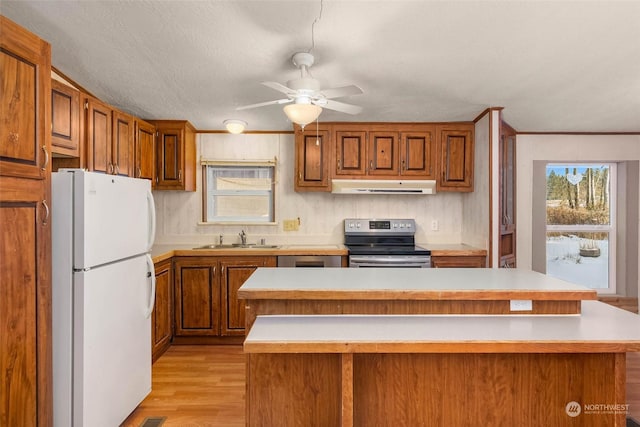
[431, 255, 486, 268]
[152, 259, 172, 362]
[220, 257, 276, 336]
[174, 256, 276, 337]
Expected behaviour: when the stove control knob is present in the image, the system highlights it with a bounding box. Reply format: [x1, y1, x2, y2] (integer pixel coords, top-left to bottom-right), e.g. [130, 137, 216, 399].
[400, 223, 405, 228]
[393, 223, 398, 228]
[356, 223, 361, 228]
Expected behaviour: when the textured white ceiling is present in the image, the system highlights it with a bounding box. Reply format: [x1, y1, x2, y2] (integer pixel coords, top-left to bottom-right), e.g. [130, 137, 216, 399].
[3, 1, 639, 132]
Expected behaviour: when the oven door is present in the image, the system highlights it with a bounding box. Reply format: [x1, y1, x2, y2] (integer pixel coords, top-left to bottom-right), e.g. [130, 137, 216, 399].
[349, 255, 431, 268]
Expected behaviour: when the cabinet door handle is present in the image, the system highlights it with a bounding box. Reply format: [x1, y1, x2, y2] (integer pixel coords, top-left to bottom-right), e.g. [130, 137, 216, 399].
[41, 199, 50, 226]
[41, 145, 49, 171]
[369, 160, 373, 171]
[137, 167, 142, 178]
[178, 170, 182, 182]
[115, 164, 120, 175]
[337, 159, 341, 170]
[401, 159, 406, 171]
[109, 163, 114, 174]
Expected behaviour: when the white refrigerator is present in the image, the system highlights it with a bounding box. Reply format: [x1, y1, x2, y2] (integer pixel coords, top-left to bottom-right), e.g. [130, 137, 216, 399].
[52, 169, 156, 427]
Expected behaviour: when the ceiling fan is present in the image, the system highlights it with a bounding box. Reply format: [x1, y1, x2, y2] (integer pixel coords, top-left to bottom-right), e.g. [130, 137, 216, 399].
[237, 52, 363, 127]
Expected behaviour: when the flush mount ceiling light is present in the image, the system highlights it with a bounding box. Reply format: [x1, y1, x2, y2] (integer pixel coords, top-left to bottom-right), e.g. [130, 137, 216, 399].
[223, 119, 247, 134]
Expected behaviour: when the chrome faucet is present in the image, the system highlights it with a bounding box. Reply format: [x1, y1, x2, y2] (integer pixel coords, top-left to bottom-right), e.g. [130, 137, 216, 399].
[219, 234, 224, 245]
[239, 230, 247, 245]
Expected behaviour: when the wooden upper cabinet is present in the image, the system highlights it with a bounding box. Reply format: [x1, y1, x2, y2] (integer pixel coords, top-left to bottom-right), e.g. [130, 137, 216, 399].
[294, 125, 331, 191]
[84, 96, 135, 176]
[437, 124, 474, 192]
[50, 79, 79, 157]
[112, 110, 134, 177]
[335, 130, 366, 176]
[400, 131, 435, 178]
[0, 18, 51, 181]
[84, 95, 112, 174]
[368, 131, 399, 176]
[135, 119, 155, 183]
[294, 122, 471, 192]
[152, 120, 196, 191]
[333, 125, 435, 179]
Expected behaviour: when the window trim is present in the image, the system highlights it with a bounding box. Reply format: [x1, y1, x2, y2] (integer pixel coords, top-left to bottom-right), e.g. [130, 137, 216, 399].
[200, 158, 277, 225]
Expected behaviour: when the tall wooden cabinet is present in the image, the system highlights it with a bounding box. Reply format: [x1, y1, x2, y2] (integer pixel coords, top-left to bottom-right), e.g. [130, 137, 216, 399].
[499, 121, 517, 268]
[0, 16, 53, 427]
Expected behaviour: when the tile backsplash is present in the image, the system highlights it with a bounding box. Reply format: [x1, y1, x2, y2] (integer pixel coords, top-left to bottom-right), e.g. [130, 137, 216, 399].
[152, 133, 467, 246]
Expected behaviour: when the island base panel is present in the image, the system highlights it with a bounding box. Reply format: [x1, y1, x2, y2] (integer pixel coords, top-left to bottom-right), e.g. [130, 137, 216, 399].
[247, 352, 626, 427]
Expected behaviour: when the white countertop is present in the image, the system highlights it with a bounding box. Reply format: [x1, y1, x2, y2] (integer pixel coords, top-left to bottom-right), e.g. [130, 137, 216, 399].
[239, 267, 596, 300]
[244, 300, 640, 353]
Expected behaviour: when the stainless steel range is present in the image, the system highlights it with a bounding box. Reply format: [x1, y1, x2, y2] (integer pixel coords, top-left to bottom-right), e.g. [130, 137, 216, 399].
[344, 218, 431, 268]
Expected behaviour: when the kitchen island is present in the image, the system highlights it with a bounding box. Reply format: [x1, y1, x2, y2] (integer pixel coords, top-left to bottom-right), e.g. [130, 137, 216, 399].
[238, 267, 597, 330]
[239, 268, 640, 426]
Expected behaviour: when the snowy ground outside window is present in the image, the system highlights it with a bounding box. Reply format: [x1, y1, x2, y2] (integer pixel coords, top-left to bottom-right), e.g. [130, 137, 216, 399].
[546, 235, 608, 289]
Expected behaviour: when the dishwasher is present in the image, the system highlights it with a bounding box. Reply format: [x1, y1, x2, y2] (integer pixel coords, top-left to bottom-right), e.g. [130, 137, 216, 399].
[277, 255, 342, 268]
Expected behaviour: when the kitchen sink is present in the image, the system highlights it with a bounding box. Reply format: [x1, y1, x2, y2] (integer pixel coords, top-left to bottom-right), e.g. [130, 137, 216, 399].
[194, 243, 279, 249]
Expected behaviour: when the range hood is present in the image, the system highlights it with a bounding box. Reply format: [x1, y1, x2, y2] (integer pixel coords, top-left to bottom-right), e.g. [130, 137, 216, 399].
[331, 179, 436, 195]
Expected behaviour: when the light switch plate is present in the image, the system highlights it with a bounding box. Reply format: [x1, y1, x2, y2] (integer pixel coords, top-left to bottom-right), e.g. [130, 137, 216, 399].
[510, 300, 533, 311]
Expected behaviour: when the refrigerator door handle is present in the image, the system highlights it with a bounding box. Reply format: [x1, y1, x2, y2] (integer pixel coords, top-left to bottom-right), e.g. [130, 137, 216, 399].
[144, 254, 156, 319]
[146, 190, 156, 251]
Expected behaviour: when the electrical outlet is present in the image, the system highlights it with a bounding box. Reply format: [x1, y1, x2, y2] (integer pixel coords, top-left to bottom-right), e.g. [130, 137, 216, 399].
[283, 219, 299, 232]
[510, 300, 533, 311]
[431, 220, 439, 231]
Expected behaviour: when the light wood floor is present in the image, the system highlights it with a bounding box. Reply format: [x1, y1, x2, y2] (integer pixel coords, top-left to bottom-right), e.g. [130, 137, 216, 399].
[121, 346, 245, 427]
[122, 345, 640, 426]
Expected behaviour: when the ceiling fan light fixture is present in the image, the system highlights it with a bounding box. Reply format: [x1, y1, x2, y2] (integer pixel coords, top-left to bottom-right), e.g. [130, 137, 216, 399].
[223, 119, 247, 134]
[283, 104, 322, 128]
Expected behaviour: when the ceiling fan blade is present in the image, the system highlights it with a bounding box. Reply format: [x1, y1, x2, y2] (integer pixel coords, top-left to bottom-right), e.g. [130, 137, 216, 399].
[319, 85, 363, 99]
[236, 98, 292, 111]
[319, 99, 363, 115]
[261, 81, 297, 96]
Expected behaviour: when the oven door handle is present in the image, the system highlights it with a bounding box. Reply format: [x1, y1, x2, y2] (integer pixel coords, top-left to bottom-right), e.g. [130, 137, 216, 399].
[349, 256, 431, 268]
